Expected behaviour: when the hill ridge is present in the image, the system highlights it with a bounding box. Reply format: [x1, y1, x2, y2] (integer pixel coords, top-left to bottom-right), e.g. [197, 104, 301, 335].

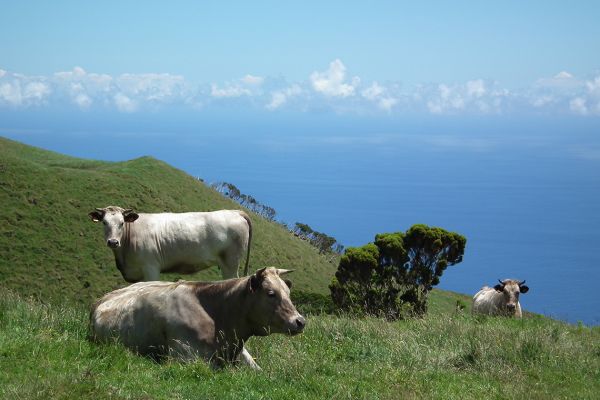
[0, 136, 337, 304]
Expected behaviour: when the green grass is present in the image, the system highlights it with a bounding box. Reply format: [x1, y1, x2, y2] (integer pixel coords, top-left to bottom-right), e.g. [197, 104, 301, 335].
[1, 291, 598, 400]
[2, 136, 598, 399]
[0, 136, 337, 305]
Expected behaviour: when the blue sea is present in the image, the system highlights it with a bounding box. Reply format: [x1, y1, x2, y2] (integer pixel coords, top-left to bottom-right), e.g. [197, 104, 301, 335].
[3, 111, 599, 325]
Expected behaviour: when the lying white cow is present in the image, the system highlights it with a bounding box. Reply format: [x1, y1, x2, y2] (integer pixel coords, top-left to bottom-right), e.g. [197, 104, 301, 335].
[89, 267, 305, 369]
[88, 206, 252, 281]
[472, 279, 529, 318]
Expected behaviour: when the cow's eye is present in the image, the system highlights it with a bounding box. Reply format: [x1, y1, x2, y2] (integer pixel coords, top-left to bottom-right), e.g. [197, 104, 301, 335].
[267, 290, 276, 297]
[119, 222, 124, 227]
[102, 220, 107, 225]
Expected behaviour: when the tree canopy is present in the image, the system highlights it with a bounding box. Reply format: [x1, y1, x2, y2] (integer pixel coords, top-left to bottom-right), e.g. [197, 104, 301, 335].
[330, 224, 466, 319]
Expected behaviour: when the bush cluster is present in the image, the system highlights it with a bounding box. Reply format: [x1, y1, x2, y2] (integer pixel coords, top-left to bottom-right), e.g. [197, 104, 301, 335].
[330, 224, 466, 319]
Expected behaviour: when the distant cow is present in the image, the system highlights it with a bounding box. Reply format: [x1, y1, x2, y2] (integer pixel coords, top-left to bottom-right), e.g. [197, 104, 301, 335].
[89, 267, 305, 369]
[88, 206, 252, 282]
[472, 279, 530, 318]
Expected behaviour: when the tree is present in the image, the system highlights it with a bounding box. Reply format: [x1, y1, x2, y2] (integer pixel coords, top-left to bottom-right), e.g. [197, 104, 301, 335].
[212, 182, 343, 254]
[329, 224, 466, 319]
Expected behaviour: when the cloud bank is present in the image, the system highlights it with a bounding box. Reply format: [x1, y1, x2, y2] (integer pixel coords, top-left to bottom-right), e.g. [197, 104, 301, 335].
[1, 62, 599, 116]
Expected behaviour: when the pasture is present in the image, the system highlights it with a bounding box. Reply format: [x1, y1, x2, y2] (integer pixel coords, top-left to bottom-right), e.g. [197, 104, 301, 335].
[1, 290, 598, 399]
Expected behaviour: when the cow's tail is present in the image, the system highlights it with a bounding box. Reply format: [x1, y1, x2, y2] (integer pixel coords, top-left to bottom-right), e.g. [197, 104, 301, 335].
[239, 210, 252, 276]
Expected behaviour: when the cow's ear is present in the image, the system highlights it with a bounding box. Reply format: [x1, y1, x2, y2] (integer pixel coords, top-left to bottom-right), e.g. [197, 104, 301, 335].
[284, 279, 292, 289]
[519, 285, 529, 294]
[88, 211, 103, 222]
[123, 212, 139, 223]
[249, 268, 267, 292]
[494, 284, 504, 292]
[249, 275, 261, 292]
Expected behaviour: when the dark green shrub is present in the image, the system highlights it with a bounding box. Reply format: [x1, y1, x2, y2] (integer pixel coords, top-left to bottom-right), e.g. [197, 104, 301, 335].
[330, 224, 466, 319]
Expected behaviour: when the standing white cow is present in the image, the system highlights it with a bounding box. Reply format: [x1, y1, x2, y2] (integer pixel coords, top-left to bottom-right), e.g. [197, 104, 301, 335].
[472, 279, 529, 318]
[88, 206, 252, 282]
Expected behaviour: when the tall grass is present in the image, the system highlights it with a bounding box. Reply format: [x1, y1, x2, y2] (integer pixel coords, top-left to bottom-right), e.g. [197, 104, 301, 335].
[1, 291, 598, 400]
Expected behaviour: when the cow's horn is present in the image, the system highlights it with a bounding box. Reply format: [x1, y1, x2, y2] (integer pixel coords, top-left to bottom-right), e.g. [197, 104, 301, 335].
[123, 208, 133, 214]
[95, 207, 105, 212]
[276, 269, 294, 276]
[519, 280, 526, 285]
[498, 279, 504, 285]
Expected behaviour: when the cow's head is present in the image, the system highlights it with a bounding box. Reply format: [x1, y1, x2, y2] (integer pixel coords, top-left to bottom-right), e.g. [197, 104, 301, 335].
[247, 267, 306, 337]
[88, 206, 139, 249]
[494, 279, 529, 315]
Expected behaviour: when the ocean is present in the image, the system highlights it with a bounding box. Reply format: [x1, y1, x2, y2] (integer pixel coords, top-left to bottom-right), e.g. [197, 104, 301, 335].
[3, 112, 599, 324]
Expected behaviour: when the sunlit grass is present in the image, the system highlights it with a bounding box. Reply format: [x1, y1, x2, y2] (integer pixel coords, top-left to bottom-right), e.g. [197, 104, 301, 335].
[2, 291, 598, 399]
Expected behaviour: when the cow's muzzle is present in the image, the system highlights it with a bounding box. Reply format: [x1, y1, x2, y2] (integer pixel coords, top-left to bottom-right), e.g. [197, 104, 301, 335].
[288, 315, 306, 335]
[107, 239, 120, 249]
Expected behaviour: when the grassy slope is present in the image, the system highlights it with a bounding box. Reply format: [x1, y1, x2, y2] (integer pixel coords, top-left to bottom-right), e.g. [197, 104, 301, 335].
[1, 291, 598, 400]
[0, 136, 336, 304]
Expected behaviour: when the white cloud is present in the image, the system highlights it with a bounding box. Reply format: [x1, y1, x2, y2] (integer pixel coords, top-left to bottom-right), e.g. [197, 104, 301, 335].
[74, 93, 92, 109]
[535, 71, 582, 91]
[210, 83, 251, 98]
[24, 82, 50, 101]
[1, 64, 600, 117]
[427, 84, 465, 114]
[116, 73, 185, 101]
[555, 71, 573, 79]
[378, 97, 397, 111]
[360, 82, 397, 111]
[525, 72, 600, 115]
[0, 82, 22, 105]
[422, 80, 511, 115]
[531, 95, 555, 108]
[586, 76, 600, 96]
[209, 75, 266, 99]
[466, 79, 485, 98]
[362, 82, 384, 100]
[241, 74, 264, 86]
[0, 78, 50, 106]
[310, 59, 358, 97]
[569, 97, 588, 115]
[113, 93, 137, 112]
[266, 84, 302, 110]
[54, 67, 113, 108]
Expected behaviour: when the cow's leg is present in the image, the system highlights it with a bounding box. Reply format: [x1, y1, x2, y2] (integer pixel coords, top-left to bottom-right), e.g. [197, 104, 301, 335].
[142, 264, 161, 281]
[166, 327, 214, 363]
[239, 346, 261, 370]
[515, 302, 523, 318]
[218, 249, 243, 279]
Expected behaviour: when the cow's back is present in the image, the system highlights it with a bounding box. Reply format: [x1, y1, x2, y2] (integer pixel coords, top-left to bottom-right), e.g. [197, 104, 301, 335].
[126, 210, 249, 275]
[90, 281, 206, 357]
[472, 286, 500, 315]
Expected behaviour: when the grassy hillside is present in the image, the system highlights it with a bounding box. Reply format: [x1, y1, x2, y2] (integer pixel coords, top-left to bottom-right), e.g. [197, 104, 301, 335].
[1, 290, 598, 400]
[0, 136, 337, 304]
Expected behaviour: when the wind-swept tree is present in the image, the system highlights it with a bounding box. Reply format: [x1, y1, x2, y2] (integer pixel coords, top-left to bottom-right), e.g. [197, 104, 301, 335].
[330, 224, 466, 319]
[212, 182, 343, 254]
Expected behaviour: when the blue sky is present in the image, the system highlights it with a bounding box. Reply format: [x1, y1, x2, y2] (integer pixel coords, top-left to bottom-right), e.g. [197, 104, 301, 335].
[1, 1, 600, 116]
[2, 1, 600, 324]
